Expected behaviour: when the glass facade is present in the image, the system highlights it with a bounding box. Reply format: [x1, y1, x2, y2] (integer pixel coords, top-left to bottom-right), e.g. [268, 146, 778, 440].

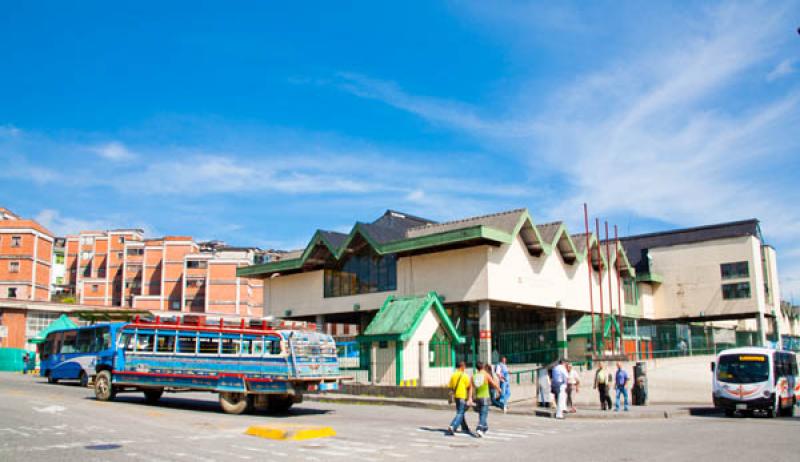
[323, 249, 397, 297]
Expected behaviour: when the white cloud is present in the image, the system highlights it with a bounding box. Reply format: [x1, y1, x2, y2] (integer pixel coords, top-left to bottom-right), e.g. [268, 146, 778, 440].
[767, 58, 796, 82]
[333, 2, 800, 299]
[91, 141, 136, 161]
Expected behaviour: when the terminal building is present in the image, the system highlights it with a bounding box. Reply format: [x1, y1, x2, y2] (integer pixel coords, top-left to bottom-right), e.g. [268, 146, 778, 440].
[239, 208, 797, 366]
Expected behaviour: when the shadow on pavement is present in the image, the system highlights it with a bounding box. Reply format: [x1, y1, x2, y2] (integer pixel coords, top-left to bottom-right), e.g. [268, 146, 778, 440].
[82, 394, 333, 417]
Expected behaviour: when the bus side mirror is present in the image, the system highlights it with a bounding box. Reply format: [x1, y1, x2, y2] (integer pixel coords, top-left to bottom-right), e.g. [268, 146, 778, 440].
[710, 362, 715, 372]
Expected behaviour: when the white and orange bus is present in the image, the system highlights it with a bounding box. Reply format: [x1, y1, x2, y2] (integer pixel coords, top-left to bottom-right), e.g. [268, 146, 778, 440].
[712, 347, 797, 417]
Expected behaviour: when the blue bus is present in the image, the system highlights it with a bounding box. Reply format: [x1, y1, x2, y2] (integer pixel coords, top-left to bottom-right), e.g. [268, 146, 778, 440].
[38, 323, 126, 387]
[93, 316, 341, 414]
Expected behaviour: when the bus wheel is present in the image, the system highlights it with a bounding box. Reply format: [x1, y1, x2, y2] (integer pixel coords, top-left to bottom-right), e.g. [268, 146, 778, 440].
[267, 395, 294, 414]
[79, 371, 89, 388]
[94, 370, 116, 401]
[46, 371, 58, 384]
[219, 392, 248, 415]
[144, 389, 164, 404]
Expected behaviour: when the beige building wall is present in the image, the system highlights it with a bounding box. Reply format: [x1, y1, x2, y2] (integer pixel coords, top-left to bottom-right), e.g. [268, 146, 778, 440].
[263, 245, 490, 318]
[647, 236, 766, 319]
[487, 234, 626, 315]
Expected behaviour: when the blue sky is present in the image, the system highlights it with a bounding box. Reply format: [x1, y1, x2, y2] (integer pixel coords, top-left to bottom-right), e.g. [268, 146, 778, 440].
[1, 1, 799, 298]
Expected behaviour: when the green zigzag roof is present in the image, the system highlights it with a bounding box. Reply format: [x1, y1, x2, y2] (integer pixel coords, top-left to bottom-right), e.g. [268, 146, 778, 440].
[238, 209, 636, 278]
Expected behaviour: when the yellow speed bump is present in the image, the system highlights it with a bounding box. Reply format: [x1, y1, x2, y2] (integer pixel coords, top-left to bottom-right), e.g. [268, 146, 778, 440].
[245, 424, 336, 441]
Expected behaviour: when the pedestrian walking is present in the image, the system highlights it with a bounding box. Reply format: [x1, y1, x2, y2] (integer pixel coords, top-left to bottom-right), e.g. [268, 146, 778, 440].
[537, 367, 551, 408]
[593, 362, 612, 410]
[566, 363, 580, 413]
[22, 352, 29, 375]
[473, 362, 502, 437]
[446, 361, 473, 435]
[614, 362, 630, 412]
[492, 356, 510, 412]
[551, 359, 568, 419]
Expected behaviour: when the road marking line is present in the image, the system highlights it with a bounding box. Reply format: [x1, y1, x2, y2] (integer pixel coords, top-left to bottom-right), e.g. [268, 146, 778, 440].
[0, 428, 31, 437]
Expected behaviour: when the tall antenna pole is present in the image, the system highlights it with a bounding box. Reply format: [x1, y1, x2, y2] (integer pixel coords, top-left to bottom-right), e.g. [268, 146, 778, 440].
[615, 224, 624, 357]
[584, 204, 596, 357]
[596, 217, 606, 355]
[605, 221, 615, 355]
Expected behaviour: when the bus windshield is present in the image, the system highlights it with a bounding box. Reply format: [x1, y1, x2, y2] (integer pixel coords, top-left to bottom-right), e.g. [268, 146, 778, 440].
[717, 354, 769, 384]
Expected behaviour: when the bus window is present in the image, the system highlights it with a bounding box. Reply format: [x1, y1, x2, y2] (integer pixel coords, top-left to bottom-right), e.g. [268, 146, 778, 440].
[240, 336, 256, 355]
[265, 338, 281, 355]
[156, 333, 176, 353]
[61, 331, 78, 354]
[118, 332, 135, 351]
[717, 354, 769, 384]
[135, 333, 154, 352]
[53, 332, 64, 354]
[177, 334, 197, 354]
[251, 338, 264, 356]
[198, 336, 220, 354]
[220, 337, 238, 355]
[94, 326, 111, 352]
[76, 329, 93, 353]
[41, 334, 55, 359]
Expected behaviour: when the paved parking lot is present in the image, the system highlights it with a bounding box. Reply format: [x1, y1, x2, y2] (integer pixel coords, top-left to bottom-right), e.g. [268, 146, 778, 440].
[1, 373, 799, 461]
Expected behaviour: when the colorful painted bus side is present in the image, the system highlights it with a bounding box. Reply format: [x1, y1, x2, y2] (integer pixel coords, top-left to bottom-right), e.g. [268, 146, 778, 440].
[39, 323, 126, 386]
[93, 317, 341, 414]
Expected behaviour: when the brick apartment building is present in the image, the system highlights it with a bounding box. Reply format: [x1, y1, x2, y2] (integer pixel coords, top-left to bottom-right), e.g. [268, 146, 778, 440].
[0, 208, 53, 301]
[64, 230, 271, 317]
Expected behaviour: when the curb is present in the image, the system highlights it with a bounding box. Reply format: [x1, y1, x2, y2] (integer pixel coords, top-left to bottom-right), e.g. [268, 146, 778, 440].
[306, 394, 719, 420]
[245, 424, 336, 441]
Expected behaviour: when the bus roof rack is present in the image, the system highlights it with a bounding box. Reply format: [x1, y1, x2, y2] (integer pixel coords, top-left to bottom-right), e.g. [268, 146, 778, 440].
[127, 314, 318, 332]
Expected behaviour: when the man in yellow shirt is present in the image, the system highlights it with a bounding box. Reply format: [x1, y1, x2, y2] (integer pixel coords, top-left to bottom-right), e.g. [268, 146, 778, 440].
[446, 361, 473, 436]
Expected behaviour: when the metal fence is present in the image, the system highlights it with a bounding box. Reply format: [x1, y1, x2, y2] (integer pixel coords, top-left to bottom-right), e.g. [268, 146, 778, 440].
[496, 328, 559, 365]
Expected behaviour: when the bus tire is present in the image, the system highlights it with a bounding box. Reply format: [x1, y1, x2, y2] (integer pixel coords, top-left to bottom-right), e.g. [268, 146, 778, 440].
[46, 371, 58, 384]
[79, 371, 89, 388]
[94, 370, 116, 402]
[267, 395, 294, 414]
[144, 389, 164, 404]
[219, 392, 248, 415]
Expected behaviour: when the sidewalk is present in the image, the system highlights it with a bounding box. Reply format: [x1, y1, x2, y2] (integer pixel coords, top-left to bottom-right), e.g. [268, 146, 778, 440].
[305, 393, 718, 419]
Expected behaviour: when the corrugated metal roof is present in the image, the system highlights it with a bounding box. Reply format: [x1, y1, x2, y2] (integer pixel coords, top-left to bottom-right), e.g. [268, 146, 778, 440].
[536, 221, 563, 244]
[405, 208, 526, 239]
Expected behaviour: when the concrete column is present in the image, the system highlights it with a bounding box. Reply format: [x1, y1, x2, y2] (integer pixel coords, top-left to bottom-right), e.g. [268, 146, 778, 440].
[634, 319, 640, 359]
[418, 341, 426, 387]
[370, 343, 377, 385]
[556, 309, 568, 360]
[756, 312, 768, 347]
[315, 315, 324, 333]
[478, 300, 492, 365]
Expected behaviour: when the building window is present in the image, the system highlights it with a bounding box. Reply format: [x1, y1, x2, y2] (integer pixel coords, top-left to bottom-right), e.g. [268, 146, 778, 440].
[126, 248, 144, 256]
[323, 248, 397, 298]
[81, 236, 94, 245]
[56, 276, 64, 285]
[722, 282, 751, 300]
[7, 288, 17, 298]
[170, 301, 180, 310]
[82, 265, 91, 277]
[9, 261, 20, 273]
[92, 284, 99, 292]
[11, 236, 21, 247]
[623, 278, 638, 304]
[720, 261, 749, 280]
[118, 236, 125, 244]
[187, 260, 208, 269]
[117, 252, 123, 259]
[55, 254, 65, 264]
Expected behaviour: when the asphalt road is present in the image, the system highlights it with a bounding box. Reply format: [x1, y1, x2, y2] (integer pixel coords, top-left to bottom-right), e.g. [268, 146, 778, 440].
[1, 372, 799, 461]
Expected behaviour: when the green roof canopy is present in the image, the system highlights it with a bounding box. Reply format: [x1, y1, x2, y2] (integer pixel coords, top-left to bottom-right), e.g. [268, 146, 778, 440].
[29, 314, 78, 344]
[567, 314, 621, 339]
[359, 292, 465, 344]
